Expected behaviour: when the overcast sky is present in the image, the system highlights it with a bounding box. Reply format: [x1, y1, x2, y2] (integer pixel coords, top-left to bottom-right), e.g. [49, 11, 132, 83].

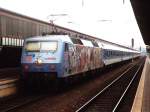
[0, 0, 145, 49]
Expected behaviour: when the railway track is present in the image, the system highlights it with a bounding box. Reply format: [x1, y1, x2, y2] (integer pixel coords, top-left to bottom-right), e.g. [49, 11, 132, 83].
[0, 93, 47, 112]
[76, 60, 144, 112]
[0, 80, 53, 112]
[0, 59, 144, 112]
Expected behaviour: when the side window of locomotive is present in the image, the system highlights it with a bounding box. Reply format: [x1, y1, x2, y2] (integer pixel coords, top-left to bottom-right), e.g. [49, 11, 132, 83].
[65, 43, 69, 52]
[68, 44, 74, 52]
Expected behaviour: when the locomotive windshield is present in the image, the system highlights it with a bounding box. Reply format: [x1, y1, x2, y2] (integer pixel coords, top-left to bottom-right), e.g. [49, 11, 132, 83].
[25, 41, 58, 52]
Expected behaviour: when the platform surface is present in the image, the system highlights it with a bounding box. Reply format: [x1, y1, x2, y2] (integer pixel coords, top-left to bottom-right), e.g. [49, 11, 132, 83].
[131, 56, 150, 112]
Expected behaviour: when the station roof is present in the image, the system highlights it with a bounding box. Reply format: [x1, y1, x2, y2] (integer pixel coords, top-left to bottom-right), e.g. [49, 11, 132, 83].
[131, 0, 150, 45]
[0, 8, 135, 51]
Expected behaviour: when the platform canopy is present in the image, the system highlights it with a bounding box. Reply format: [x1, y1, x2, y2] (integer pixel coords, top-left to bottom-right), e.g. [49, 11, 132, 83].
[131, 0, 150, 45]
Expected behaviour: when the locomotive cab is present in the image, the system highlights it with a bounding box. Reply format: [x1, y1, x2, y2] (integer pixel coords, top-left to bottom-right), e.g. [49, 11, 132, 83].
[21, 35, 66, 80]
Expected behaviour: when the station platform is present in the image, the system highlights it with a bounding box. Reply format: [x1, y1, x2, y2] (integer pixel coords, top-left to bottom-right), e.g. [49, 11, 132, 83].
[132, 56, 150, 112]
[0, 68, 20, 98]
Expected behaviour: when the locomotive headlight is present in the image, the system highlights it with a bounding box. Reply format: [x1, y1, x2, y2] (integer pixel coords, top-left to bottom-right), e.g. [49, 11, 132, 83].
[37, 59, 42, 64]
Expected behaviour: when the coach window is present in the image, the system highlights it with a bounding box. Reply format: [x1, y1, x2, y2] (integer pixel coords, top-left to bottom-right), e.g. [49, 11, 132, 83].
[117, 51, 119, 56]
[107, 51, 109, 58]
[107, 51, 109, 57]
[110, 51, 112, 56]
[109, 51, 111, 57]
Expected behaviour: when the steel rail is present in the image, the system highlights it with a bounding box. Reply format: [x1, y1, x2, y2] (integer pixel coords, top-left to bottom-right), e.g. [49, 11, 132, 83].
[112, 62, 143, 112]
[1, 94, 46, 112]
[75, 63, 137, 112]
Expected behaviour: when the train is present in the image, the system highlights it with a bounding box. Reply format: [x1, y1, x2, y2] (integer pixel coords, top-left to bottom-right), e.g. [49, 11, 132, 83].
[21, 34, 140, 82]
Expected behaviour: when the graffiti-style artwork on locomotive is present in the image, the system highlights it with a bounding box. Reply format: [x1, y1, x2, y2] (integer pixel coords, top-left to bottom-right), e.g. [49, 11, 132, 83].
[63, 43, 104, 76]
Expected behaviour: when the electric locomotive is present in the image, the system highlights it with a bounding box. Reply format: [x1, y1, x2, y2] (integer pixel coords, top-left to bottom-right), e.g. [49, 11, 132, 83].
[21, 35, 104, 80]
